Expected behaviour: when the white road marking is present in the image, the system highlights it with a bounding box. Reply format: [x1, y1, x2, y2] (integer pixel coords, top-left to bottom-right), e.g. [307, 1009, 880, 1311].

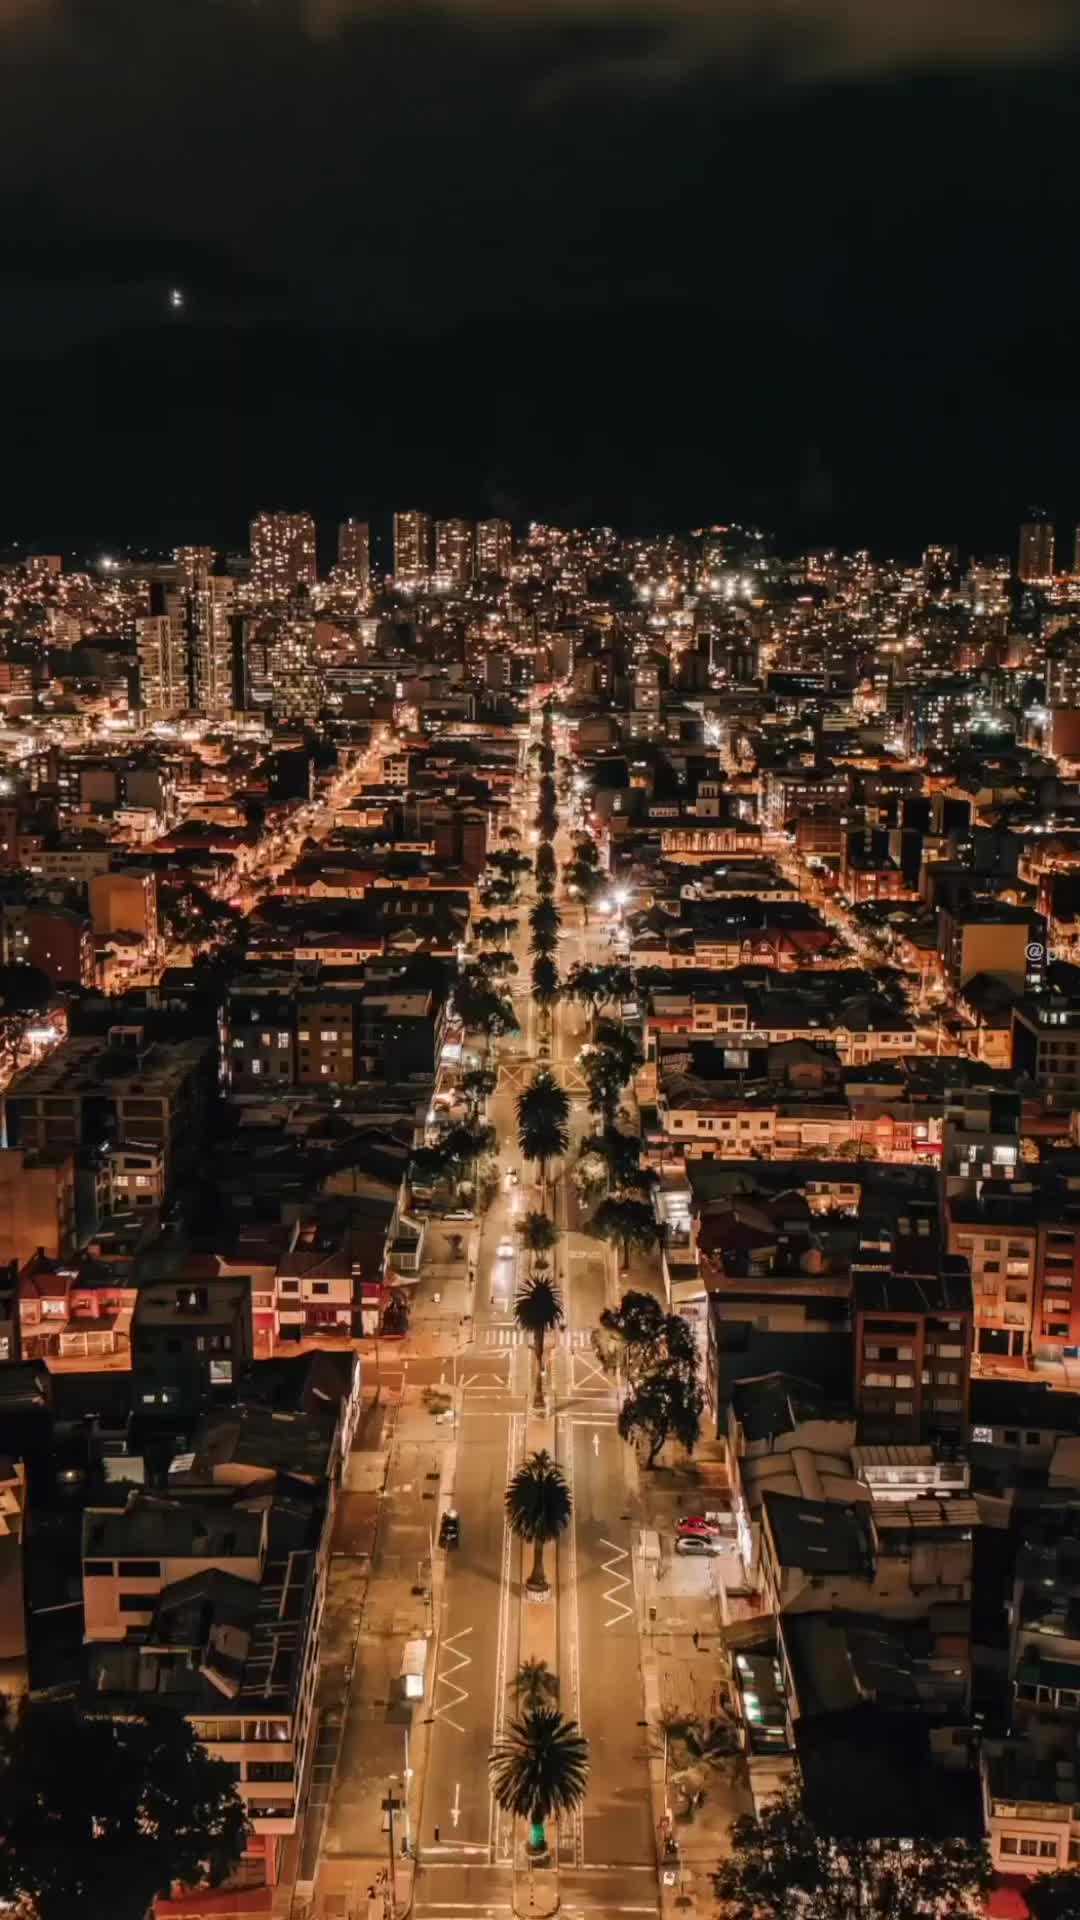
[452, 1781, 461, 1829]
[599, 1537, 633, 1629]
[433, 1627, 473, 1733]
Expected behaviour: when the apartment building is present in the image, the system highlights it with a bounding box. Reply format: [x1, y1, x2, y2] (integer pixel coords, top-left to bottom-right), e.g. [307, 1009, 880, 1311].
[852, 1246, 973, 1445]
[131, 1277, 254, 1417]
[83, 1493, 321, 1889]
[4, 1026, 214, 1187]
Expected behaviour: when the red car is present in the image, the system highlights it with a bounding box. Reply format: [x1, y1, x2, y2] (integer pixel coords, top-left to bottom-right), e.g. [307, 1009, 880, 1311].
[676, 1512, 732, 1539]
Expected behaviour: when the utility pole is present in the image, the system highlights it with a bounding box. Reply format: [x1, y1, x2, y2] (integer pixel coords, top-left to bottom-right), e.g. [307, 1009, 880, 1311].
[382, 1777, 403, 1919]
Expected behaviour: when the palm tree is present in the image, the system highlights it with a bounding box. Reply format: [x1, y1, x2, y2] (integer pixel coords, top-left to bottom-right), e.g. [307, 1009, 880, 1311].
[531, 953, 560, 1013]
[517, 1071, 571, 1207]
[515, 1274, 565, 1411]
[518, 1210, 558, 1258]
[510, 1658, 560, 1712]
[505, 1448, 571, 1593]
[529, 899, 561, 951]
[490, 1706, 589, 1858]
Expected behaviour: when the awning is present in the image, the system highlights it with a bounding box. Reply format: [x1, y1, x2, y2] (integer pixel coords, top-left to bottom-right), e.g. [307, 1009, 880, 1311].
[721, 1614, 776, 1652]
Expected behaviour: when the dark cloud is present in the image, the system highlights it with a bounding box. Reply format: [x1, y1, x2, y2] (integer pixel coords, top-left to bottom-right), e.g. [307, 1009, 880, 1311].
[0, 0, 1079, 551]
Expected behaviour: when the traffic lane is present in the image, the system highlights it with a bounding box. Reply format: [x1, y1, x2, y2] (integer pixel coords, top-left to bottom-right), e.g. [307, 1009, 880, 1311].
[427, 1409, 516, 1851]
[571, 1421, 654, 1867]
[560, 1866, 659, 1916]
[414, 1860, 513, 1915]
[564, 1247, 607, 1338]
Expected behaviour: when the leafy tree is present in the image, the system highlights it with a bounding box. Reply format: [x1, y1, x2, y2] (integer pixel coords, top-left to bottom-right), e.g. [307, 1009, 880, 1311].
[577, 1125, 651, 1199]
[480, 878, 516, 910]
[471, 915, 503, 945]
[461, 1066, 498, 1113]
[712, 1783, 989, 1920]
[518, 1210, 558, 1256]
[505, 1448, 571, 1593]
[588, 1194, 660, 1271]
[476, 948, 518, 978]
[490, 1707, 588, 1859]
[565, 961, 634, 1025]
[489, 848, 531, 882]
[515, 1274, 565, 1410]
[410, 1142, 451, 1190]
[1027, 1869, 1080, 1920]
[571, 832, 600, 870]
[517, 1070, 571, 1202]
[564, 860, 606, 922]
[593, 1020, 642, 1082]
[0, 1699, 247, 1920]
[618, 1357, 704, 1467]
[382, 1287, 410, 1335]
[452, 967, 517, 1043]
[0, 963, 52, 1014]
[510, 1658, 560, 1712]
[581, 1045, 627, 1126]
[595, 1288, 667, 1378]
[440, 1120, 497, 1185]
[572, 1149, 609, 1204]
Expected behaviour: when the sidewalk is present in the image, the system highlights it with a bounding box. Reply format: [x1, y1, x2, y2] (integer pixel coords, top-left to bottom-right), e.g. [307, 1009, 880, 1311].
[626, 1449, 753, 1920]
[310, 1384, 459, 1919]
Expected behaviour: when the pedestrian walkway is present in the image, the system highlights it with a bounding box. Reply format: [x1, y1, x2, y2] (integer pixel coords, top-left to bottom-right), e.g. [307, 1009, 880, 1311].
[477, 1325, 595, 1349]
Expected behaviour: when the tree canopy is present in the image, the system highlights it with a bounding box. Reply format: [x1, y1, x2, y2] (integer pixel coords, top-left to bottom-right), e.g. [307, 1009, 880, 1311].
[0, 1700, 248, 1920]
[505, 1448, 571, 1591]
[588, 1194, 660, 1271]
[617, 1358, 704, 1467]
[490, 1707, 588, 1858]
[514, 1273, 565, 1410]
[713, 1784, 989, 1920]
[517, 1070, 571, 1193]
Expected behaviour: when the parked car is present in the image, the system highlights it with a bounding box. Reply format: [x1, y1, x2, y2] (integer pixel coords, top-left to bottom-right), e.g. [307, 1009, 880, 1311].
[675, 1534, 721, 1557]
[676, 1512, 733, 1539]
[438, 1510, 460, 1549]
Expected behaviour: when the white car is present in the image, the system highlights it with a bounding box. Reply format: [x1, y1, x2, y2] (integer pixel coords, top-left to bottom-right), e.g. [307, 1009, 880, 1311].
[497, 1238, 515, 1260]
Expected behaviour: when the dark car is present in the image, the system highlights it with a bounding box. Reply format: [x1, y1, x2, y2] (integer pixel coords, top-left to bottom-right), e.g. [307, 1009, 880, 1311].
[438, 1509, 460, 1549]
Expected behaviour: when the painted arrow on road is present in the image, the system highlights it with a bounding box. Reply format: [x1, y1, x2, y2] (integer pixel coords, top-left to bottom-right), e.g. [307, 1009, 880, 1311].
[600, 1537, 633, 1629]
[433, 1626, 472, 1733]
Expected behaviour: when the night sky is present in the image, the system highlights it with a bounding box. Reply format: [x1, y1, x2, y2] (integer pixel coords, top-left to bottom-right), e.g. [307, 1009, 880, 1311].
[3, 0, 1080, 558]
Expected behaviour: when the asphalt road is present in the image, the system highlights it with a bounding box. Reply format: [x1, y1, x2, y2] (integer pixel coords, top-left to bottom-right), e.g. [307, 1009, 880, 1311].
[424, 1398, 522, 1861]
[411, 733, 658, 1918]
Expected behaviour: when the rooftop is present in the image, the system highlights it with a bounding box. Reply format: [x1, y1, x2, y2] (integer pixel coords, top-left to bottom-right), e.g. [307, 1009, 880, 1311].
[84, 1495, 265, 1563]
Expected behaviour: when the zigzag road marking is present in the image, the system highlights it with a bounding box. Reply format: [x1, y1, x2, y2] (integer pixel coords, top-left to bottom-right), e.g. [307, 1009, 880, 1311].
[599, 1537, 633, 1629]
[434, 1626, 473, 1733]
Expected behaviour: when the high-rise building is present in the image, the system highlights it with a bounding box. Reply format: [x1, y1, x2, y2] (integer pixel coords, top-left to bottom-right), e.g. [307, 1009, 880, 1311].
[174, 545, 214, 594]
[250, 512, 317, 600]
[272, 615, 323, 722]
[1072, 526, 1080, 576]
[1018, 518, 1054, 584]
[136, 582, 188, 719]
[434, 518, 475, 591]
[190, 573, 239, 717]
[337, 519, 370, 587]
[394, 511, 433, 586]
[477, 517, 513, 578]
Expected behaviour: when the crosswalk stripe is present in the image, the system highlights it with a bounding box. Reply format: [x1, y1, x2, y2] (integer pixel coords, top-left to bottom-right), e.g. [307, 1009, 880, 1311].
[475, 1326, 595, 1348]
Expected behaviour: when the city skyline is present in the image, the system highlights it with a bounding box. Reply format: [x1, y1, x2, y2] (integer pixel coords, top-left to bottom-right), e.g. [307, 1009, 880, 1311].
[2, 9, 1080, 554]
